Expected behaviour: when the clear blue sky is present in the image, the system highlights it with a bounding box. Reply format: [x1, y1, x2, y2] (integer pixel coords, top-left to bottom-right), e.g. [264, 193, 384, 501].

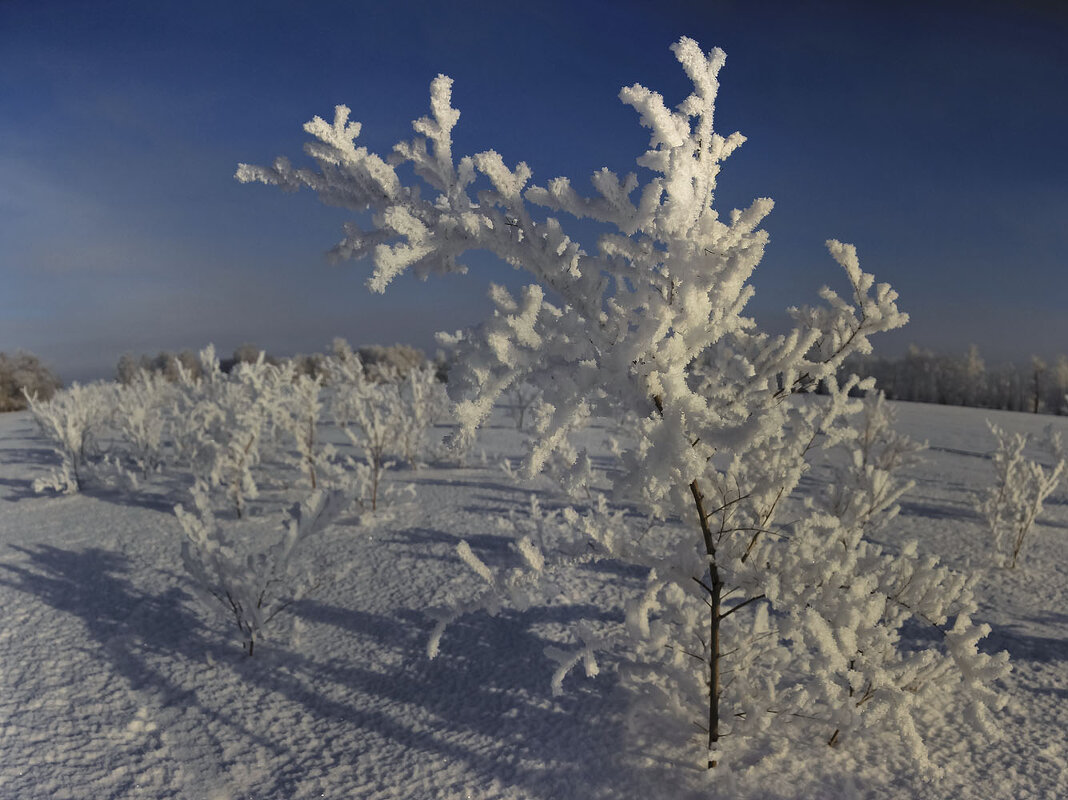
[2, 0, 1066, 382]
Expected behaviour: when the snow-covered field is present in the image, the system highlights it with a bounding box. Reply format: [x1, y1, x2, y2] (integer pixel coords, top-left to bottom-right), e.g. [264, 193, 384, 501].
[0, 400, 1065, 799]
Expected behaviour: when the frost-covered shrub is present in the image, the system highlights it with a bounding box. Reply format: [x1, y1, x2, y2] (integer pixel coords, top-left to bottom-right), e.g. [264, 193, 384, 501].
[168, 347, 292, 517]
[438, 482, 1008, 771]
[396, 365, 448, 468]
[112, 369, 174, 479]
[239, 37, 1008, 772]
[1042, 422, 1066, 479]
[507, 382, 539, 430]
[176, 486, 352, 655]
[825, 390, 926, 533]
[333, 378, 402, 510]
[979, 422, 1064, 569]
[168, 347, 226, 478]
[24, 381, 113, 494]
[196, 382, 267, 517]
[282, 372, 333, 489]
[541, 434, 597, 500]
[324, 346, 426, 505]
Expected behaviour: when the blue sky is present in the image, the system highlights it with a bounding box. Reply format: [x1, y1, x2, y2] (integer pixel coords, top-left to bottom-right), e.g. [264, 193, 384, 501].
[2, 0, 1066, 382]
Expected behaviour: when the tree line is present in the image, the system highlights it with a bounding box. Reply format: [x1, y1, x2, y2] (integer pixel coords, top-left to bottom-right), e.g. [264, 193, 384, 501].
[842, 344, 1068, 414]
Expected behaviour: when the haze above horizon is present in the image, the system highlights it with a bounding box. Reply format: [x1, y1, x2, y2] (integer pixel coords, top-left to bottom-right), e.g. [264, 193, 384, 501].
[2, 0, 1066, 383]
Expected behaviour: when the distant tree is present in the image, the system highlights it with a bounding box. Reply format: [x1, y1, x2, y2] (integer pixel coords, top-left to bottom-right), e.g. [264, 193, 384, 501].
[176, 350, 202, 380]
[232, 342, 264, 366]
[1045, 356, 1068, 415]
[291, 352, 329, 379]
[119, 350, 204, 384]
[0, 351, 62, 412]
[843, 345, 1068, 416]
[507, 382, 539, 430]
[1030, 356, 1046, 414]
[356, 343, 427, 381]
[116, 353, 140, 385]
[960, 344, 986, 407]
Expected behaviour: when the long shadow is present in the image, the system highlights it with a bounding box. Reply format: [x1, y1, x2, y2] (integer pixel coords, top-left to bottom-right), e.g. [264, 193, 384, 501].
[250, 602, 634, 799]
[408, 474, 549, 497]
[983, 626, 1068, 663]
[927, 445, 992, 460]
[909, 475, 977, 494]
[1, 446, 193, 512]
[897, 607, 1068, 666]
[0, 476, 40, 502]
[1028, 685, 1068, 700]
[1026, 611, 1068, 627]
[387, 523, 650, 586]
[897, 499, 981, 522]
[0, 445, 61, 467]
[82, 483, 185, 514]
[0, 544, 287, 766]
[290, 600, 412, 648]
[0, 544, 210, 693]
[385, 526, 519, 568]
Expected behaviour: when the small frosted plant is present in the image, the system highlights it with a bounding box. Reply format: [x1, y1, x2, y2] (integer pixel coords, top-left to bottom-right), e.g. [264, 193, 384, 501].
[284, 372, 332, 489]
[826, 390, 926, 533]
[507, 382, 540, 430]
[176, 487, 352, 655]
[113, 369, 173, 479]
[979, 422, 1064, 568]
[330, 364, 407, 509]
[240, 36, 1009, 774]
[396, 365, 448, 469]
[24, 382, 113, 494]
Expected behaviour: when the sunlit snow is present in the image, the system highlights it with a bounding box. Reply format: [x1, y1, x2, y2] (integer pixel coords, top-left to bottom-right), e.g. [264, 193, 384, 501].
[1, 400, 1065, 799]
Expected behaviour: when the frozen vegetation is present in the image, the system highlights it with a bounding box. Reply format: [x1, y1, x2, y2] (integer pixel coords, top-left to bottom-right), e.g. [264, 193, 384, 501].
[1, 398, 1067, 798]
[235, 35, 1015, 778]
[1, 36, 1064, 800]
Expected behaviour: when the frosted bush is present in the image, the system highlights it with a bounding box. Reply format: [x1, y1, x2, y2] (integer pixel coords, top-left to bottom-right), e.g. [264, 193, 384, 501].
[824, 390, 926, 533]
[396, 365, 448, 468]
[24, 381, 114, 494]
[507, 382, 539, 430]
[326, 348, 423, 507]
[176, 486, 352, 655]
[542, 436, 597, 500]
[335, 380, 403, 510]
[113, 369, 174, 479]
[168, 345, 224, 473]
[979, 422, 1064, 568]
[240, 36, 1008, 773]
[196, 375, 268, 518]
[282, 372, 334, 489]
[169, 348, 301, 517]
[1041, 422, 1065, 483]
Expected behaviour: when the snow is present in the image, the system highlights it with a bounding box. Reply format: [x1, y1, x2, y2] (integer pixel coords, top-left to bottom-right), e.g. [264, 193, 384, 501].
[1, 401, 1066, 799]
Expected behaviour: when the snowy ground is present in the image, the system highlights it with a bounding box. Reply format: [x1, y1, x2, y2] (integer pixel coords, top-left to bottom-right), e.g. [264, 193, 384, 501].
[0, 400, 1065, 799]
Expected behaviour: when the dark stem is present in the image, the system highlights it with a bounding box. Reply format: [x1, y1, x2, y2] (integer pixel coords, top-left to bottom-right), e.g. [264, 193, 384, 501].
[652, 392, 724, 768]
[690, 478, 722, 769]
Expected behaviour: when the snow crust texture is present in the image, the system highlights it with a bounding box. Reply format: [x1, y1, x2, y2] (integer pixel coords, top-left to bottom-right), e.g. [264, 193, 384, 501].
[1, 403, 1066, 799]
